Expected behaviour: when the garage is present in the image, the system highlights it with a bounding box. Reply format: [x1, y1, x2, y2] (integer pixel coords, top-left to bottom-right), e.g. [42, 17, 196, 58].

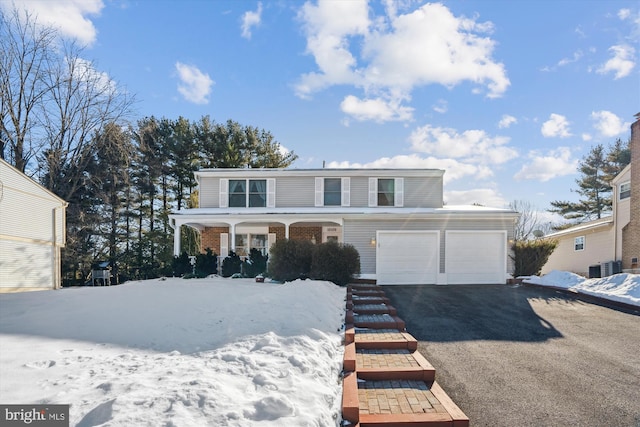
[376, 231, 439, 285]
[445, 231, 507, 284]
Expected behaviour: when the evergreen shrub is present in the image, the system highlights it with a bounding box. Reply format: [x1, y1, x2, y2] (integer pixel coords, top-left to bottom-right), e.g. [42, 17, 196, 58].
[311, 241, 361, 286]
[512, 239, 558, 277]
[267, 239, 314, 282]
[221, 251, 242, 277]
[243, 248, 268, 278]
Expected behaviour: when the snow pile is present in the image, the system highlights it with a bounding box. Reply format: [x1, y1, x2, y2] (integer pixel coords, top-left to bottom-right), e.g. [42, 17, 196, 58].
[0, 277, 346, 426]
[523, 270, 640, 307]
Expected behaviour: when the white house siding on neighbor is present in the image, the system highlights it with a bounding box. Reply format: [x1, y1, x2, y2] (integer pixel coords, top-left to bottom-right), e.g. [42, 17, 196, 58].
[0, 159, 67, 292]
[171, 168, 518, 285]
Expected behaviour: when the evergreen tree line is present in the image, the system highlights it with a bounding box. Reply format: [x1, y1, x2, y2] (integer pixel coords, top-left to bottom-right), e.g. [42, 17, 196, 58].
[51, 116, 296, 284]
[1, 9, 296, 283]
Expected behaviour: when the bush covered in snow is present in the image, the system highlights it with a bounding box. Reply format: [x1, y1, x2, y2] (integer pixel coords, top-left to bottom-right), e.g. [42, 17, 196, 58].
[243, 248, 268, 278]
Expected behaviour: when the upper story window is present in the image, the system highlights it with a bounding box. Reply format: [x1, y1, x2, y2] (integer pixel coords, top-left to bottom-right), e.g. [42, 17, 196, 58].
[220, 178, 275, 208]
[315, 177, 350, 207]
[324, 178, 342, 206]
[369, 177, 403, 207]
[620, 182, 630, 200]
[377, 179, 395, 206]
[229, 179, 266, 207]
[574, 236, 585, 251]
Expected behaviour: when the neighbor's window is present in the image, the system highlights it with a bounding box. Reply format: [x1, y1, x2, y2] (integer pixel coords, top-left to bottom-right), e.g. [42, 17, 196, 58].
[228, 179, 266, 207]
[620, 182, 630, 200]
[378, 178, 395, 206]
[574, 236, 585, 251]
[324, 178, 342, 206]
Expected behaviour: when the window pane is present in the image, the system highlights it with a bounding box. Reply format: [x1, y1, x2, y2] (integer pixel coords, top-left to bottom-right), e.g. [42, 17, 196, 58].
[620, 182, 630, 200]
[324, 178, 341, 206]
[229, 180, 246, 207]
[249, 179, 266, 207]
[235, 234, 247, 256]
[377, 179, 395, 206]
[325, 178, 341, 192]
[229, 194, 245, 207]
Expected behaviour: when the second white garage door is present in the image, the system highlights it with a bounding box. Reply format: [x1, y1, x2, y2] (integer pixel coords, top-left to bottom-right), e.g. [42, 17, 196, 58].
[445, 231, 506, 285]
[376, 231, 439, 285]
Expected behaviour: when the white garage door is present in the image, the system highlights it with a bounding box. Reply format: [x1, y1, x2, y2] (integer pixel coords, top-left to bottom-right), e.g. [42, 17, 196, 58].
[376, 231, 439, 285]
[445, 231, 506, 284]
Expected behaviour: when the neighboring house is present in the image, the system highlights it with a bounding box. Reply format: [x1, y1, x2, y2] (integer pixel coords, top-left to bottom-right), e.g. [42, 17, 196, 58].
[0, 159, 67, 292]
[169, 168, 519, 285]
[541, 114, 639, 276]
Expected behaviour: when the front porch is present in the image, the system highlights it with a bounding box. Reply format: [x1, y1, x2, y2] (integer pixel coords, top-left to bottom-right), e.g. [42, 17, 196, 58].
[170, 213, 344, 258]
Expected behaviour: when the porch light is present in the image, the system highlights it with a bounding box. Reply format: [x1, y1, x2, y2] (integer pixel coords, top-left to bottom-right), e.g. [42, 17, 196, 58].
[370, 237, 376, 246]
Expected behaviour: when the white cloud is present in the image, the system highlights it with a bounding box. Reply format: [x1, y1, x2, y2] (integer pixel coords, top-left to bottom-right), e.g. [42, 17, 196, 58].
[582, 133, 592, 141]
[326, 154, 487, 184]
[340, 95, 414, 122]
[241, 2, 263, 40]
[296, 1, 509, 121]
[514, 147, 578, 182]
[541, 113, 572, 138]
[3, 0, 104, 46]
[590, 110, 631, 137]
[444, 188, 508, 208]
[432, 99, 448, 114]
[498, 114, 517, 129]
[409, 125, 517, 165]
[597, 44, 635, 79]
[557, 50, 583, 67]
[618, 9, 631, 20]
[175, 62, 214, 105]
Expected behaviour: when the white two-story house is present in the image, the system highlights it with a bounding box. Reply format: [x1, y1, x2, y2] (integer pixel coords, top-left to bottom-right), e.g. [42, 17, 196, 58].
[169, 168, 519, 285]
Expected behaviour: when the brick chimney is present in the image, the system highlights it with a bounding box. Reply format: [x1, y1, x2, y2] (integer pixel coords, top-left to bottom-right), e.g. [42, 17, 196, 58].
[621, 113, 640, 271]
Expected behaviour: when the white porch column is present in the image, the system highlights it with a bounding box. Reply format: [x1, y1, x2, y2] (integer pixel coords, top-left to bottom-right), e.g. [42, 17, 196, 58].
[173, 221, 182, 256]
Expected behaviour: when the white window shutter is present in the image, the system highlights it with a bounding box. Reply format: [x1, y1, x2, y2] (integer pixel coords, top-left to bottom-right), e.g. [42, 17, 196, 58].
[267, 178, 276, 208]
[315, 177, 324, 207]
[395, 178, 404, 207]
[268, 233, 276, 254]
[368, 178, 377, 207]
[341, 177, 350, 206]
[219, 179, 228, 208]
[220, 233, 229, 257]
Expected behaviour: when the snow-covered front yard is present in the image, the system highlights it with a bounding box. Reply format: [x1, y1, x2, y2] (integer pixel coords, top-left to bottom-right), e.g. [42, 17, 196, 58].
[0, 278, 346, 426]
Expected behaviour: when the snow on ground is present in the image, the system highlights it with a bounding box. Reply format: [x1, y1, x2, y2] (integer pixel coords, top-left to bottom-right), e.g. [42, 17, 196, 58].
[523, 270, 640, 307]
[0, 277, 346, 426]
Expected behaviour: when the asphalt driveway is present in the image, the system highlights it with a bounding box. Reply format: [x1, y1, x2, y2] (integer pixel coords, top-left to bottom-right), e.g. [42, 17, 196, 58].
[383, 284, 640, 427]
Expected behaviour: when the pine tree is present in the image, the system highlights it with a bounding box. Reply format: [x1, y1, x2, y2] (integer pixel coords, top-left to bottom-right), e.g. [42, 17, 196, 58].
[549, 140, 630, 222]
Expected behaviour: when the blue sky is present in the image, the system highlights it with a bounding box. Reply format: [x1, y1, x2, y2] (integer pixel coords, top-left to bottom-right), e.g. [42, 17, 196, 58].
[3, 0, 638, 220]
